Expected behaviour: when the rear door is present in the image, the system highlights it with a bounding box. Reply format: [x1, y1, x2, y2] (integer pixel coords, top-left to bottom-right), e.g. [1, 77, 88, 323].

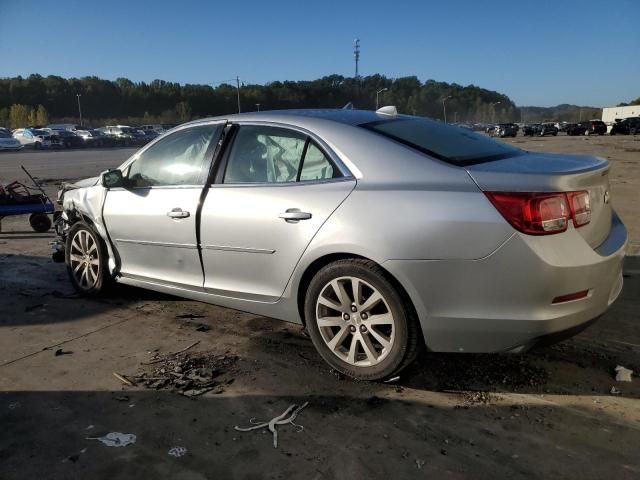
[200, 124, 355, 301]
[103, 122, 224, 287]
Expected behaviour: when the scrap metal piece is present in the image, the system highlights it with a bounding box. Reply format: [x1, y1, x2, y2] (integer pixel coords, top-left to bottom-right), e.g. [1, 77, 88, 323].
[234, 402, 309, 448]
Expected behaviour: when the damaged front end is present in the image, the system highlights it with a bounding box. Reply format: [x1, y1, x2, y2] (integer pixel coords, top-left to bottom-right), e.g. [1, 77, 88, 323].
[52, 176, 117, 274]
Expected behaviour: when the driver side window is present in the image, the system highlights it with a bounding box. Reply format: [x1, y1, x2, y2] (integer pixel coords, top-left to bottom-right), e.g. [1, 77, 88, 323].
[127, 125, 219, 188]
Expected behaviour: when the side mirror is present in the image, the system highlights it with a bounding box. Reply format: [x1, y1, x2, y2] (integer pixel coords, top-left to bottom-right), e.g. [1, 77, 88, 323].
[101, 169, 125, 188]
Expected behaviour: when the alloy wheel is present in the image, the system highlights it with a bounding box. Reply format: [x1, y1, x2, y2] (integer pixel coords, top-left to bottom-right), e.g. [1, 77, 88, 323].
[69, 229, 100, 290]
[315, 276, 395, 367]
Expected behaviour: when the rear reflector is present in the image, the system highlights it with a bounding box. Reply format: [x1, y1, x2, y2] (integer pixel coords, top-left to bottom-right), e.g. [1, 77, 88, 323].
[485, 191, 591, 235]
[552, 290, 589, 304]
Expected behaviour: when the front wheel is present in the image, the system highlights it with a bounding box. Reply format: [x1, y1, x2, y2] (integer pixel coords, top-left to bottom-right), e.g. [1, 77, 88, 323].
[65, 222, 112, 295]
[304, 259, 421, 381]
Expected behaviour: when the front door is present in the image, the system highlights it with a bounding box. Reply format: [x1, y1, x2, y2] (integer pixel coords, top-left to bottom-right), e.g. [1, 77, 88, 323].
[200, 124, 355, 301]
[103, 122, 224, 287]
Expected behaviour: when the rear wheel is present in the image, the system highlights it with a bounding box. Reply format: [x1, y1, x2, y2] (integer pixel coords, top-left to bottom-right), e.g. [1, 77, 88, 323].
[65, 222, 111, 295]
[34, 142, 41, 149]
[304, 259, 421, 381]
[29, 213, 51, 232]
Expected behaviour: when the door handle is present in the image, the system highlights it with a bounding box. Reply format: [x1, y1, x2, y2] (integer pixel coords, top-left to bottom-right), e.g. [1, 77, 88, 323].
[167, 208, 190, 219]
[279, 208, 312, 223]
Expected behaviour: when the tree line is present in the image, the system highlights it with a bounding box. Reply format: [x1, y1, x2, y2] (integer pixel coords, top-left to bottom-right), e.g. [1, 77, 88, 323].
[0, 74, 520, 127]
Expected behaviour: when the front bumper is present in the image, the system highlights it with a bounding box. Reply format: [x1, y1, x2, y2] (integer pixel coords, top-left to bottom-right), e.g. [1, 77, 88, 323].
[384, 212, 627, 353]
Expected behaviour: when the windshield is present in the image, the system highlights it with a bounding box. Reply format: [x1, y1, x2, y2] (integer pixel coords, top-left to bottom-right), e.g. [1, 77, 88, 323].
[33, 129, 48, 136]
[361, 117, 522, 166]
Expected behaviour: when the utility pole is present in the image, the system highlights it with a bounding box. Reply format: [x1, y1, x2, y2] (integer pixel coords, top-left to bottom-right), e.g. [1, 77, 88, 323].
[235, 76, 241, 113]
[76, 94, 83, 126]
[354, 39, 360, 78]
[454, 111, 458, 123]
[376, 88, 388, 110]
[442, 96, 452, 123]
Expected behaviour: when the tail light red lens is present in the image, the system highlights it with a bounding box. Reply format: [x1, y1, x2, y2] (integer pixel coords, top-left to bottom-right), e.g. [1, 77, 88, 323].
[567, 191, 591, 227]
[485, 191, 590, 235]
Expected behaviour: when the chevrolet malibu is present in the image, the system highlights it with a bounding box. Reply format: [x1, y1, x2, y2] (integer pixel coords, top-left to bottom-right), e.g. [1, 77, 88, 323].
[54, 108, 627, 380]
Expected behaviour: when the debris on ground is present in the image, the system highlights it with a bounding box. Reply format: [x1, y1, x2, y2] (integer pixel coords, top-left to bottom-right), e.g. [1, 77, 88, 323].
[384, 376, 401, 383]
[234, 402, 309, 448]
[168, 446, 187, 457]
[610, 386, 621, 395]
[132, 351, 237, 397]
[614, 365, 634, 382]
[112, 371, 135, 386]
[195, 324, 211, 332]
[141, 341, 201, 365]
[112, 395, 130, 402]
[461, 391, 493, 405]
[175, 313, 205, 319]
[87, 432, 136, 447]
[54, 348, 72, 356]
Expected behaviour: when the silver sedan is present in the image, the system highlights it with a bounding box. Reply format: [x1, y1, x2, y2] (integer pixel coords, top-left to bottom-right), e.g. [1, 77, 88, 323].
[54, 109, 627, 380]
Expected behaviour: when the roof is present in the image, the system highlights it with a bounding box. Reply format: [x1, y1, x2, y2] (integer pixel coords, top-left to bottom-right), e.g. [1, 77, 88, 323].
[186, 108, 394, 128]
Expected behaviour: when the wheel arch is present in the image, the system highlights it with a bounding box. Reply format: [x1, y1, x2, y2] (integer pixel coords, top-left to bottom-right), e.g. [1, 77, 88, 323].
[295, 253, 422, 337]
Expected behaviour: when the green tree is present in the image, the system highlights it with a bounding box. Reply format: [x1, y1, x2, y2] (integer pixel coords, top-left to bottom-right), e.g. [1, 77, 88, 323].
[9, 104, 32, 128]
[35, 104, 48, 125]
[0, 107, 9, 127]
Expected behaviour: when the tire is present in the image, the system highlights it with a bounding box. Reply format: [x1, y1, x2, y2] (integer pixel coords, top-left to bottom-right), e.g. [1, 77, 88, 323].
[34, 142, 41, 150]
[304, 259, 421, 381]
[29, 213, 51, 232]
[65, 222, 112, 296]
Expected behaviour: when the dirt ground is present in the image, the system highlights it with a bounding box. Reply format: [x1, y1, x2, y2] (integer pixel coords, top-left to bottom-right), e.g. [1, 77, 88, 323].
[1, 135, 639, 479]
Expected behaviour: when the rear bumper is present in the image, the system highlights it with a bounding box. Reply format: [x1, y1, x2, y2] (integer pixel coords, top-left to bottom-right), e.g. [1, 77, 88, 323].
[384, 212, 627, 353]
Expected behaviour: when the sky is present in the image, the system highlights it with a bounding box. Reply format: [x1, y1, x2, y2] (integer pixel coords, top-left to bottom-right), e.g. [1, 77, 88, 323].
[0, 0, 638, 107]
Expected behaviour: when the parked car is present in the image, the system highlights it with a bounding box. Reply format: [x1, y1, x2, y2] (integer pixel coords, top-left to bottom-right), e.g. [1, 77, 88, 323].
[53, 130, 85, 149]
[99, 126, 137, 146]
[492, 123, 518, 138]
[53, 109, 627, 381]
[75, 129, 115, 147]
[539, 123, 558, 136]
[47, 123, 82, 132]
[610, 117, 640, 135]
[0, 130, 23, 151]
[566, 123, 588, 136]
[12, 128, 52, 149]
[522, 124, 540, 136]
[140, 124, 166, 134]
[581, 120, 607, 136]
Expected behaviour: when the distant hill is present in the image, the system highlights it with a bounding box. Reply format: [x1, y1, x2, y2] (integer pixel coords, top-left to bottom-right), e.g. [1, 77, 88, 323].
[520, 104, 602, 123]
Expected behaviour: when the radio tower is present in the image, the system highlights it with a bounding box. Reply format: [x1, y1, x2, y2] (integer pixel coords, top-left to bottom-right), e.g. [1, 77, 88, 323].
[353, 39, 360, 78]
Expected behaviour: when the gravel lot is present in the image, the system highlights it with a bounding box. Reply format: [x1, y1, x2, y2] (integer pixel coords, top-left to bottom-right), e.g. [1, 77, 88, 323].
[1, 135, 639, 479]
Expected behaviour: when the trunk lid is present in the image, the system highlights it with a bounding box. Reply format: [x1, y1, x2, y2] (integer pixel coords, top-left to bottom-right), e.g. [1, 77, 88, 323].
[466, 151, 612, 248]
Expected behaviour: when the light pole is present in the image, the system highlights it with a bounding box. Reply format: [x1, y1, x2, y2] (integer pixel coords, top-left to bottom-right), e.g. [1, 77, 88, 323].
[490, 101, 501, 123]
[376, 88, 388, 110]
[442, 95, 452, 123]
[454, 111, 458, 123]
[76, 94, 83, 126]
[256, 103, 261, 111]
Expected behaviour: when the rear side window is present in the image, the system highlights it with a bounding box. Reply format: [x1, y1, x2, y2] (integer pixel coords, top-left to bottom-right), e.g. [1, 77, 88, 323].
[223, 125, 341, 184]
[361, 117, 521, 166]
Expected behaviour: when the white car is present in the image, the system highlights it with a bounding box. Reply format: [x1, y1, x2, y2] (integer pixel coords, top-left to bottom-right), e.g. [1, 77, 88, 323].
[0, 130, 23, 151]
[13, 128, 52, 149]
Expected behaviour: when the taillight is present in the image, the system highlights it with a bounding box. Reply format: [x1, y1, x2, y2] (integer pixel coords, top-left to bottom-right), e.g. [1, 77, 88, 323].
[485, 191, 590, 235]
[567, 191, 591, 227]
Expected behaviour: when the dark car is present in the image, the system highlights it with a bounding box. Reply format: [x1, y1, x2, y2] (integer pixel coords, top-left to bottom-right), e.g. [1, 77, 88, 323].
[566, 123, 588, 136]
[492, 123, 518, 138]
[53, 130, 85, 149]
[610, 117, 640, 135]
[522, 124, 540, 136]
[539, 123, 558, 136]
[581, 120, 606, 136]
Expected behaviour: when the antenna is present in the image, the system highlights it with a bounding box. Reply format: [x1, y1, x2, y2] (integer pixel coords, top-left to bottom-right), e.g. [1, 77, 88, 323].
[353, 39, 360, 78]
